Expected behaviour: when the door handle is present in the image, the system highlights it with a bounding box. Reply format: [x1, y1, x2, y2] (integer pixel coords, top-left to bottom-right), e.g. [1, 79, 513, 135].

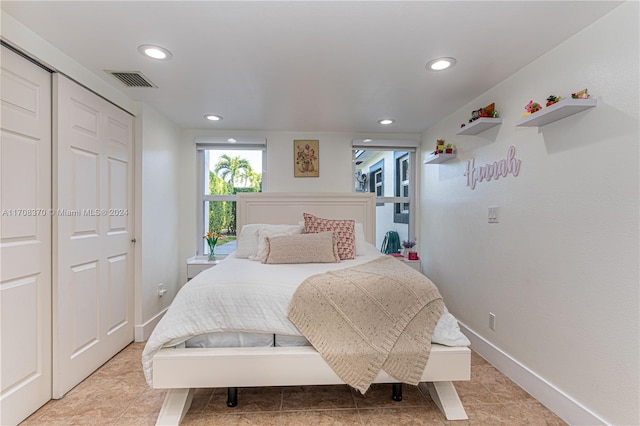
[131, 238, 137, 243]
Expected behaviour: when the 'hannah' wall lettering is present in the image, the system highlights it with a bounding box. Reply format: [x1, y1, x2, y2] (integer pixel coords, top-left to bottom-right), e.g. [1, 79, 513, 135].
[464, 145, 521, 190]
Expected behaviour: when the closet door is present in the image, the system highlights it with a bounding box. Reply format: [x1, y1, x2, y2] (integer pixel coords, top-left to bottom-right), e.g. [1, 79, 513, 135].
[53, 74, 134, 397]
[0, 45, 52, 425]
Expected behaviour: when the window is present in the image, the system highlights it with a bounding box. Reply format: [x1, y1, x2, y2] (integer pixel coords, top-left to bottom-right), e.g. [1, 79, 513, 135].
[368, 159, 384, 200]
[352, 142, 417, 250]
[394, 153, 409, 224]
[197, 142, 265, 256]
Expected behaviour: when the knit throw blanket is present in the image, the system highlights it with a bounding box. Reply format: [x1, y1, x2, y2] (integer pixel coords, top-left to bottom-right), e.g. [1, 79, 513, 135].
[287, 256, 444, 394]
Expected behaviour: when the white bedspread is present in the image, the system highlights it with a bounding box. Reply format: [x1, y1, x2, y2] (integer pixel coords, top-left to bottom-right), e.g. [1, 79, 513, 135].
[141, 243, 470, 386]
[142, 244, 386, 385]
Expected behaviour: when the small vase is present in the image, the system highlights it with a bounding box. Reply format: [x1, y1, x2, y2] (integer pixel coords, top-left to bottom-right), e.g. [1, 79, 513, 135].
[208, 251, 216, 261]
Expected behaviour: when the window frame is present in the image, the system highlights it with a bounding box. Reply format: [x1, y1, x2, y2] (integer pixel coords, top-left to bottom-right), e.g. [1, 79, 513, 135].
[196, 143, 266, 255]
[368, 159, 384, 203]
[394, 152, 410, 224]
[352, 143, 417, 246]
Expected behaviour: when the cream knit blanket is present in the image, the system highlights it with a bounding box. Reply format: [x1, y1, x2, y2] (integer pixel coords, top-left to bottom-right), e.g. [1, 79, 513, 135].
[287, 256, 444, 394]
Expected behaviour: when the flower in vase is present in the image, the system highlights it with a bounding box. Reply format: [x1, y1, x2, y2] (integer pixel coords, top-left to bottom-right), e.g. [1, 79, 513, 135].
[203, 231, 223, 254]
[401, 240, 416, 249]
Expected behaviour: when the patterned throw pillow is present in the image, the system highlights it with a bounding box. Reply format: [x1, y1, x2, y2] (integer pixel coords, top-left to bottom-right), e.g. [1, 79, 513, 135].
[303, 213, 355, 260]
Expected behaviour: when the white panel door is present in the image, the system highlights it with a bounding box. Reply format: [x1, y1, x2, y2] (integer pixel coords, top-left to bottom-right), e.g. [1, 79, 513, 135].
[53, 74, 134, 397]
[0, 46, 52, 425]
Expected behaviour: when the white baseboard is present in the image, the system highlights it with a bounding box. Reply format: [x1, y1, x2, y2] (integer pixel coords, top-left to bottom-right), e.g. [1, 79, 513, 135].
[135, 307, 168, 342]
[459, 323, 607, 426]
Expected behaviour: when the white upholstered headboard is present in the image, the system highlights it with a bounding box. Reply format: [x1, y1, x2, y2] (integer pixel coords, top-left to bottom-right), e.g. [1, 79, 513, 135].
[236, 193, 376, 244]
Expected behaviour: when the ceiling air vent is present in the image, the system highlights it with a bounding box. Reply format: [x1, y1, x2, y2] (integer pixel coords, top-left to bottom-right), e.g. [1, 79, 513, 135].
[105, 70, 157, 88]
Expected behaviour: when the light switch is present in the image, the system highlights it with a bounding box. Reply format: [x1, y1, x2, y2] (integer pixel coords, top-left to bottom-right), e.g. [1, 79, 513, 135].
[488, 206, 499, 223]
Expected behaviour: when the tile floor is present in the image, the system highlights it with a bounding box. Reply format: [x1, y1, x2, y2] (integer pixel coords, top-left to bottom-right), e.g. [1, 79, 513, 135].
[22, 342, 566, 425]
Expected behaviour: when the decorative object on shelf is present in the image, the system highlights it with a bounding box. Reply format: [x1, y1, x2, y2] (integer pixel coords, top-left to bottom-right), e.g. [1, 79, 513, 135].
[464, 102, 499, 127]
[424, 152, 456, 164]
[515, 97, 597, 127]
[456, 117, 502, 135]
[464, 145, 521, 190]
[294, 139, 319, 177]
[546, 95, 561, 106]
[203, 231, 222, 261]
[522, 100, 542, 117]
[571, 88, 589, 99]
[407, 252, 419, 261]
[425, 139, 456, 164]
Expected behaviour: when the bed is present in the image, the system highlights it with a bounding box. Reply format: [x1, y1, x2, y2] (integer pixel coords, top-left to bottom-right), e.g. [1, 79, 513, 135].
[143, 193, 470, 425]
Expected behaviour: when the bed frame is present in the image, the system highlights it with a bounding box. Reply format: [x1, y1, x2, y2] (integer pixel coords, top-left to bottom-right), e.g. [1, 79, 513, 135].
[152, 193, 470, 424]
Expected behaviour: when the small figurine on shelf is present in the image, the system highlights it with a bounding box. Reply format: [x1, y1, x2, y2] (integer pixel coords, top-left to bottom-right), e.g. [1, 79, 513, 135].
[571, 88, 589, 99]
[522, 100, 542, 117]
[479, 103, 495, 118]
[546, 95, 561, 106]
[445, 143, 455, 154]
[469, 109, 480, 123]
[435, 139, 445, 154]
[468, 103, 498, 123]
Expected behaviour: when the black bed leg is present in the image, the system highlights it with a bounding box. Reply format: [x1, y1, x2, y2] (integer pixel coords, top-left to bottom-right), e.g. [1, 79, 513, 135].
[392, 383, 403, 401]
[226, 387, 238, 407]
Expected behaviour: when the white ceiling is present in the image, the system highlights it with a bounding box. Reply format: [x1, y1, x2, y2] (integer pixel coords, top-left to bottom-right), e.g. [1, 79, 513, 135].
[1, 1, 621, 134]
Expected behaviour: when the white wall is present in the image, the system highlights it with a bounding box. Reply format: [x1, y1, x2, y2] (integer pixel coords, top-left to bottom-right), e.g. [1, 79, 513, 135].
[135, 104, 182, 335]
[420, 3, 639, 425]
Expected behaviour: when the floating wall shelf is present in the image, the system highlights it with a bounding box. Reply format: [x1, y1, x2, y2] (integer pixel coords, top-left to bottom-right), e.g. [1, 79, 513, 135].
[424, 153, 456, 164]
[515, 98, 597, 127]
[456, 117, 502, 135]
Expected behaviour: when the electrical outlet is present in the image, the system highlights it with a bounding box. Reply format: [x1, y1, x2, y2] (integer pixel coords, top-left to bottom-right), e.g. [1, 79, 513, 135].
[488, 206, 499, 223]
[158, 283, 167, 297]
[489, 312, 496, 331]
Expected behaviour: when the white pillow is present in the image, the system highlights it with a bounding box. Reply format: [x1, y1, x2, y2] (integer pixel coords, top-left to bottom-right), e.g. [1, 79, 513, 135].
[354, 222, 366, 256]
[236, 224, 303, 259]
[235, 224, 267, 258]
[249, 225, 304, 261]
[432, 306, 471, 347]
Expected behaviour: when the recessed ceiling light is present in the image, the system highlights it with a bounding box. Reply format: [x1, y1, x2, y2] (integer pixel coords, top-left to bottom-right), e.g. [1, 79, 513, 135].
[426, 57, 456, 71]
[227, 138, 237, 143]
[138, 44, 173, 60]
[363, 139, 373, 143]
[204, 114, 223, 121]
[377, 119, 395, 125]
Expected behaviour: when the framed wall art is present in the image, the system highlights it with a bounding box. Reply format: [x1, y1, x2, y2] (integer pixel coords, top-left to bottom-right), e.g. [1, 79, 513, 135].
[294, 139, 319, 177]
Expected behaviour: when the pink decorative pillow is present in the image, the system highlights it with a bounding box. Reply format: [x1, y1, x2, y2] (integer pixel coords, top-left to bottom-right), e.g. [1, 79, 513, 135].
[303, 213, 355, 260]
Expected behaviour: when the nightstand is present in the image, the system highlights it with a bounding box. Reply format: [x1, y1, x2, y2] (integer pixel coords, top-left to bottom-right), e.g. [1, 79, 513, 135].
[186, 256, 222, 280]
[403, 259, 422, 273]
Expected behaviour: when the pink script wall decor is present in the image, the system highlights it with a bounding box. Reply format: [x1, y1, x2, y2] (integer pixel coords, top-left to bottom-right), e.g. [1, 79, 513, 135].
[464, 145, 521, 190]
